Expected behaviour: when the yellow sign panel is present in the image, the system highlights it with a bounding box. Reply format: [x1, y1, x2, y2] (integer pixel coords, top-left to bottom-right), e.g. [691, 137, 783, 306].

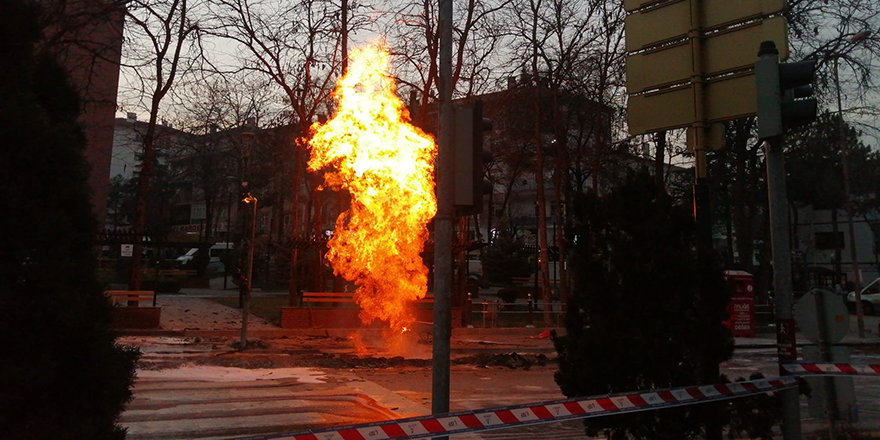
[625, 1, 691, 52]
[625, 0, 787, 51]
[626, 43, 692, 94]
[628, 73, 756, 135]
[626, 17, 788, 94]
[704, 17, 789, 70]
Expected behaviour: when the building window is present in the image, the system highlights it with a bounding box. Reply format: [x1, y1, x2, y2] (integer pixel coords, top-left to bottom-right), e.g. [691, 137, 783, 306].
[284, 214, 292, 227]
[191, 204, 206, 220]
[815, 232, 844, 250]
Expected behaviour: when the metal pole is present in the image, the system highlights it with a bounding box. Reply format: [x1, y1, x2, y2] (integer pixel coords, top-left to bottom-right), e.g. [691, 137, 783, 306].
[764, 135, 803, 439]
[240, 195, 257, 348]
[432, 0, 454, 431]
[686, 3, 722, 438]
[813, 290, 841, 438]
[225, 190, 232, 290]
[834, 56, 865, 338]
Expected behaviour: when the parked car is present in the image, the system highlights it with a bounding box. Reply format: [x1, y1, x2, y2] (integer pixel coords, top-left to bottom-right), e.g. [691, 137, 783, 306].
[204, 260, 226, 276]
[175, 243, 234, 268]
[845, 277, 880, 315]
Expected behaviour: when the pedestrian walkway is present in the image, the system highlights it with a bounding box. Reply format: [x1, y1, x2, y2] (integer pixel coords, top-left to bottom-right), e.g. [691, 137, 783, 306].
[157, 295, 278, 332]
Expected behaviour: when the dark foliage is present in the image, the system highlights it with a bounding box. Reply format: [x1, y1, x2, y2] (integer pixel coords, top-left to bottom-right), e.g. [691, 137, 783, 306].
[479, 234, 532, 285]
[725, 373, 784, 440]
[0, 1, 139, 438]
[786, 111, 878, 211]
[553, 170, 734, 439]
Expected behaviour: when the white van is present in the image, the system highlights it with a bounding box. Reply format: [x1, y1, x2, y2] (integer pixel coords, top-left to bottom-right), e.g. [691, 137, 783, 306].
[175, 243, 234, 266]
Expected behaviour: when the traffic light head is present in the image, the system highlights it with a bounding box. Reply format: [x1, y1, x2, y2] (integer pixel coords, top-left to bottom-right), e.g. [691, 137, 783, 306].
[454, 100, 493, 215]
[779, 59, 818, 130]
[755, 41, 818, 140]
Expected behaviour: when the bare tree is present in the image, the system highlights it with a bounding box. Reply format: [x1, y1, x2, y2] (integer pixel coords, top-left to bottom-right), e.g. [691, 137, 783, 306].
[119, 0, 203, 290]
[787, 0, 880, 136]
[380, 0, 509, 125]
[501, 0, 627, 321]
[208, 0, 347, 300]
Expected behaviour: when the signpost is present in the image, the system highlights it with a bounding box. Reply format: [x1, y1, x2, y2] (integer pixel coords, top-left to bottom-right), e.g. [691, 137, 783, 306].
[625, 0, 788, 138]
[796, 289, 858, 434]
[625, 2, 797, 439]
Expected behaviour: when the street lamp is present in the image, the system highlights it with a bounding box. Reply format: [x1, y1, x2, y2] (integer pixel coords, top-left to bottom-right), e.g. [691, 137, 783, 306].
[832, 30, 871, 338]
[240, 193, 257, 348]
[238, 124, 256, 348]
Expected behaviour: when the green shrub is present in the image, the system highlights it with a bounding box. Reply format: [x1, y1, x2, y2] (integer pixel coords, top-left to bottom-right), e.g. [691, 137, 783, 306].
[553, 170, 733, 439]
[0, 2, 139, 437]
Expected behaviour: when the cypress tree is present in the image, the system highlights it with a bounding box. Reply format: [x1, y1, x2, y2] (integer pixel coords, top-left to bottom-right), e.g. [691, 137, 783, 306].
[554, 170, 733, 440]
[0, 1, 139, 438]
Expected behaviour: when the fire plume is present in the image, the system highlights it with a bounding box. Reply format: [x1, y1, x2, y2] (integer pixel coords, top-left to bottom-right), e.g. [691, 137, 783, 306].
[307, 42, 437, 332]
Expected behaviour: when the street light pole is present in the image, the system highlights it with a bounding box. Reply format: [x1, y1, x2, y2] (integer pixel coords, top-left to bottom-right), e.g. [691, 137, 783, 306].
[832, 30, 871, 339]
[240, 194, 257, 348]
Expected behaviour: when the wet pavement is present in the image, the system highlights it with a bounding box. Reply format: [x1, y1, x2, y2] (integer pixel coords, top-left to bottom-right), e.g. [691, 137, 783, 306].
[118, 282, 880, 439]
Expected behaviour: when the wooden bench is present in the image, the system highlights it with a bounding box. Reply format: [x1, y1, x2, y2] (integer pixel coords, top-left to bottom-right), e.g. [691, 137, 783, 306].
[511, 276, 532, 286]
[105, 290, 155, 306]
[302, 292, 434, 306]
[158, 269, 197, 280]
[511, 276, 560, 286]
[105, 290, 161, 329]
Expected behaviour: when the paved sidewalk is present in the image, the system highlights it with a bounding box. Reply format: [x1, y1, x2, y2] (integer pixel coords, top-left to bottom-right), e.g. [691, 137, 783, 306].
[156, 295, 278, 332]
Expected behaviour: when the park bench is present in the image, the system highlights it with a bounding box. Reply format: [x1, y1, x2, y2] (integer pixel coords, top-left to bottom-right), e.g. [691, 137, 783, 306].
[105, 290, 155, 306]
[104, 290, 161, 329]
[158, 269, 197, 280]
[511, 276, 560, 286]
[302, 292, 434, 307]
[511, 276, 532, 286]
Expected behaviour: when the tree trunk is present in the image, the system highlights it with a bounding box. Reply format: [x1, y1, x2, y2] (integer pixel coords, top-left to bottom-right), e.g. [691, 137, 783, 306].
[129, 105, 160, 293]
[832, 207, 841, 280]
[289, 132, 303, 306]
[530, 20, 552, 326]
[654, 131, 666, 192]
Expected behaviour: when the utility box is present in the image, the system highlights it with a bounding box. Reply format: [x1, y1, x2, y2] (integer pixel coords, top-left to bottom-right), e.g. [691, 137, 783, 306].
[724, 270, 756, 337]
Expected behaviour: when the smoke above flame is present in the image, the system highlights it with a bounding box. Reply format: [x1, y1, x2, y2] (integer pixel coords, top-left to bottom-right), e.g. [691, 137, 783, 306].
[307, 42, 437, 332]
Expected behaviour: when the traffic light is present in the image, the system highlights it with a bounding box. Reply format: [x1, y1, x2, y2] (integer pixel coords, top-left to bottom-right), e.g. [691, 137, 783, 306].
[454, 100, 493, 215]
[756, 40, 818, 140]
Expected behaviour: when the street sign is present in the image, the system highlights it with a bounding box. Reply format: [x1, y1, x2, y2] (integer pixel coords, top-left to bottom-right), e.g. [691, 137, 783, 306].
[628, 72, 755, 134]
[776, 318, 797, 361]
[625, 1, 691, 51]
[121, 244, 134, 257]
[624, 0, 789, 137]
[626, 17, 789, 94]
[795, 289, 848, 344]
[625, 0, 786, 51]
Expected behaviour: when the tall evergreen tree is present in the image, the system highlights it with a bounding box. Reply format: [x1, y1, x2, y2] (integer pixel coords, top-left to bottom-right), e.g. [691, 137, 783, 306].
[554, 170, 733, 440]
[0, 1, 139, 438]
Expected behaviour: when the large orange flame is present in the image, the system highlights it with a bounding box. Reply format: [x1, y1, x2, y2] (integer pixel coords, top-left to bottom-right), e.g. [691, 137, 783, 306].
[307, 42, 437, 332]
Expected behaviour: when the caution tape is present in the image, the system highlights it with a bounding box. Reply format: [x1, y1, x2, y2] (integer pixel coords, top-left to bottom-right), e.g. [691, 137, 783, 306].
[782, 362, 880, 377]
[228, 376, 796, 440]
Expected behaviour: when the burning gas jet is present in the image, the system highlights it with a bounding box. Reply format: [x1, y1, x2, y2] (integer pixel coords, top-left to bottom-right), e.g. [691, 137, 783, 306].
[307, 42, 437, 332]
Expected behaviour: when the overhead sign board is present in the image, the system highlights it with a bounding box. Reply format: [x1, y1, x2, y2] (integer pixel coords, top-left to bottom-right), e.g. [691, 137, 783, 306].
[626, 17, 789, 93]
[628, 73, 756, 135]
[624, 0, 786, 25]
[625, 1, 691, 51]
[624, 0, 789, 137]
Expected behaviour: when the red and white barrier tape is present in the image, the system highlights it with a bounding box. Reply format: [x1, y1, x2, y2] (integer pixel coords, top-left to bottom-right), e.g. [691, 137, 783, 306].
[229, 376, 796, 440]
[782, 362, 880, 376]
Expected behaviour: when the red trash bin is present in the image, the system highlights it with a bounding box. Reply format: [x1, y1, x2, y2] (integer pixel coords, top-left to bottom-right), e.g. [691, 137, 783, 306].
[723, 270, 756, 338]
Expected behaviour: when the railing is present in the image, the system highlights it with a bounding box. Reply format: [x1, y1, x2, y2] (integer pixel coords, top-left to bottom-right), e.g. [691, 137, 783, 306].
[470, 292, 565, 328]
